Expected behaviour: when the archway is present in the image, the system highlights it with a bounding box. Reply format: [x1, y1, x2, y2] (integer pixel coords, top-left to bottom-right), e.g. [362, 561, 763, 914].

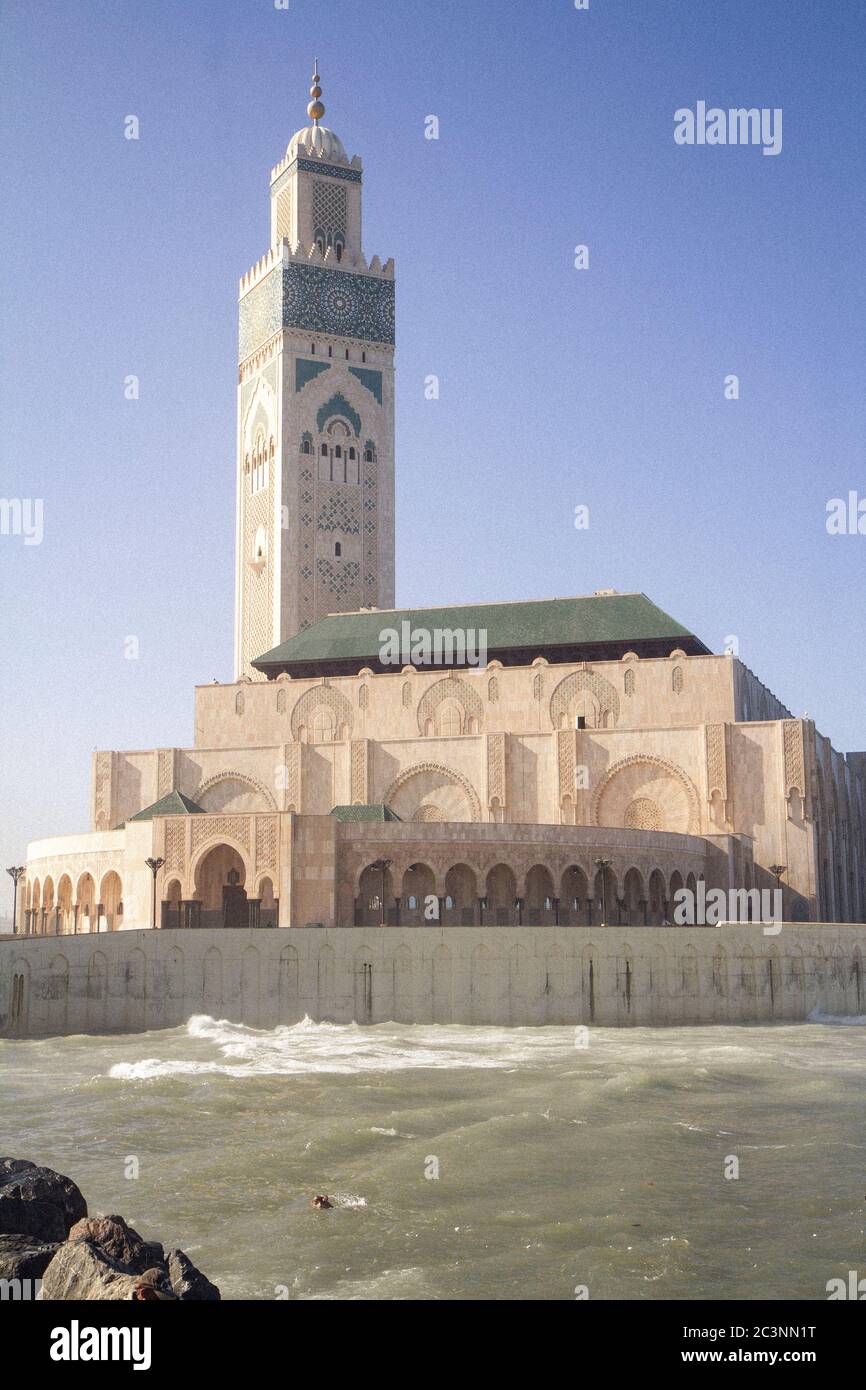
[561, 865, 589, 924]
[76, 872, 95, 933]
[486, 863, 517, 925]
[593, 864, 619, 925]
[162, 877, 183, 930]
[194, 844, 248, 928]
[43, 877, 56, 934]
[648, 869, 667, 925]
[444, 863, 477, 925]
[399, 863, 434, 926]
[525, 864, 556, 925]
[57, 875, 73, 935]
[99, 871, 123, 932]
[623, 868, 645, 926]
[357, 861, 396, 926]
[257, 875, 277, 928]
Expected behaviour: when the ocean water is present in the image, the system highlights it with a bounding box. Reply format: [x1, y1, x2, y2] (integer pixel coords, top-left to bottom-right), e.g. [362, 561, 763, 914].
[2, 1016, 865, 1301]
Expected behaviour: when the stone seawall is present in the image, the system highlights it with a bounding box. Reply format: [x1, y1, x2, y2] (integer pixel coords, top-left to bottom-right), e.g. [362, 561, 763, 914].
[1, 925, 864, 1037]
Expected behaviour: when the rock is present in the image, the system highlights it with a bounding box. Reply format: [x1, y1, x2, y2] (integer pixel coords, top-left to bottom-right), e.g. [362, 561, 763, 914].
[68, 1215, 164, 1275]
[2, 1161, 220, 1300]
[0, 1158, 37, 1181]
[0, 1162, 87, 1243]
[167, 1248, 221, 1300]
[0, 1233, 59, 1282]
[41, 1238, 146, 1302]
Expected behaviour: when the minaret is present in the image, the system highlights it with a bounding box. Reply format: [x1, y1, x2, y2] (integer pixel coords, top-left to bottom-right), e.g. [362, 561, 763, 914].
[234, 63, 395, 679]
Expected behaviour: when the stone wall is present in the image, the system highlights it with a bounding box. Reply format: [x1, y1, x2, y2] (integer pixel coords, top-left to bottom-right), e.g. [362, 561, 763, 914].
[1, 924, 863, 1038]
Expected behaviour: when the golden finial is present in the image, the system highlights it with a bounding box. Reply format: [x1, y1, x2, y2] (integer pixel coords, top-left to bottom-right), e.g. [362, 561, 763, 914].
[307, 59, 325, 124]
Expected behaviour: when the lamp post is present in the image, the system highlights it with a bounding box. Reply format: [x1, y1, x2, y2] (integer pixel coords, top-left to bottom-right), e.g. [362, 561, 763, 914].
[145, 857, 165, 930]
[6, 866, 25, 935]
[594, 858, 612, 926]
[769, 864, 786, 922]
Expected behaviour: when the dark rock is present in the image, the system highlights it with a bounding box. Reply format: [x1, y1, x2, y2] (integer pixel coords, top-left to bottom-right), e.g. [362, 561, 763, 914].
[68, 1215, 164, 1275]
[41, 1239, 145, 1301]
[0, 1158, 36, 1181]
[167, 1248, 221, 1300]
[3, 1161, 220, 1300]
[0, 1232, 59, 1282]
[0, 1163, 87, 1242]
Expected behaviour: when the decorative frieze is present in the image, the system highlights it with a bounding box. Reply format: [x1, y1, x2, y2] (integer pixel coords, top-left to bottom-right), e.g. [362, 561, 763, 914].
[351, 739, 368, 804]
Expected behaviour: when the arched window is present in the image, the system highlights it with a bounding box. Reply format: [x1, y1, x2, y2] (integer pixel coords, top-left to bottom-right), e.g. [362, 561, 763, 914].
[624, 668, 635, 696]
[335, 445, 342, 458]
[438, 701, 462, 738]
[321, 443, 328, 456]
[301, 439, 311, 454]
[364, 447, 373, 463]
[672, 666, 684, 694]
[310, 708, 336, 744]
[349, 447, 356, 460]
[251, 524, 267, 566]
[335, 541, 341, 557]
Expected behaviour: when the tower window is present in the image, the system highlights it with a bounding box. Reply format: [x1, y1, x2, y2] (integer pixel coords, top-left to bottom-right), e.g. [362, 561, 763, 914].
[311, 343, 315, 353]
[321, 443, 328, 456]
[364, 448, 373, 463]
[335, 446, 342, 458]
[362, 352, 366, 363]
[335, 542, 341, 557]
[328, 346, 332, 358]
[345, 348, 349, 359]
[349, 447, 355, 460]
[576, 716, 587, 730]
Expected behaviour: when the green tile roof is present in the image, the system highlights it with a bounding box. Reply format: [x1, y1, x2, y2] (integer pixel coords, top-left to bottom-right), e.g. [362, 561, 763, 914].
[253, 592, 707, 675]
[330, 804, 402, 822]
[129, 790, 206, 822]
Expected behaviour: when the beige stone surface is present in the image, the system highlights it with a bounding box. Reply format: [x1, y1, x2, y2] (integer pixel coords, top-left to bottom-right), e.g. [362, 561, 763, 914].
[2, 923, 864, 1037]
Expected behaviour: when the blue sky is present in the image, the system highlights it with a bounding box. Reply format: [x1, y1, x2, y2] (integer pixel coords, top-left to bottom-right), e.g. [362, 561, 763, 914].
[1, 0, 864, 912]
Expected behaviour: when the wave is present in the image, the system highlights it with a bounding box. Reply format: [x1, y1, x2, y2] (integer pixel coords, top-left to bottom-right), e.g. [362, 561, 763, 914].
[107, 1014, 576, 1081]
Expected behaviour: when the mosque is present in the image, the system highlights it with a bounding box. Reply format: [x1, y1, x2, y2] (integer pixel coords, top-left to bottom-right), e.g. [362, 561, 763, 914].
[12, 68, 866, 954]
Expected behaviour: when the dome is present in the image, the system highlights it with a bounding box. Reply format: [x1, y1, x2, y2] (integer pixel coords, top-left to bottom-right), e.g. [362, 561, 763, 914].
[287, 124, 347, 164]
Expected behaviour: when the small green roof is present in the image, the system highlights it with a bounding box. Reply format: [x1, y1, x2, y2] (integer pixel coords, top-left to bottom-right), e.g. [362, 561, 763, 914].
[330, 804, 402, 822]
[253, 592, 708, 676]
[129, 791, 206, 822]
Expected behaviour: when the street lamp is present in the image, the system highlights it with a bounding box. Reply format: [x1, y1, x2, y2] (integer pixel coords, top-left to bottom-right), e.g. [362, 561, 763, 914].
[594, 858, 612, 926]
[6, 866, 25, 935]
[145, 857, 165, 930]
[768, 864, 786, 921]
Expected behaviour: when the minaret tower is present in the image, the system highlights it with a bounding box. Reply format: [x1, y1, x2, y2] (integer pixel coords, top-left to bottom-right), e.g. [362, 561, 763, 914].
[234, 63, 395, 678]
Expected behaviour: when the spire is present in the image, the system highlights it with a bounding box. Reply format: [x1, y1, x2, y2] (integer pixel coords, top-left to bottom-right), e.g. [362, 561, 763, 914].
[307, 60, 325, 125]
